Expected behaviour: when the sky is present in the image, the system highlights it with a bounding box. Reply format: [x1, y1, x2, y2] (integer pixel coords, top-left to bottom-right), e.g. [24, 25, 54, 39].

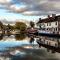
[0, 0, 60, 24]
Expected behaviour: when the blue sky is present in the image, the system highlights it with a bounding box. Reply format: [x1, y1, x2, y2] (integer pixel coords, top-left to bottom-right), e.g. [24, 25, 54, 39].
[0, 9, 40, 21]
[0, 0, 60, 23]
[0, 6, 40, 22]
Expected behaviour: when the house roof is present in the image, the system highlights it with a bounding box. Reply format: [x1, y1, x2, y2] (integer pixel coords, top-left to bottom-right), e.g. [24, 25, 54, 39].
[37, 15, 60, 23]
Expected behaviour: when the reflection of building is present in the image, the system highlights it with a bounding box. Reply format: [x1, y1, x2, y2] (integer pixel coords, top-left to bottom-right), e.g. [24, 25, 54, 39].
[0, 57, 10, 60]
[37, 14, 60, 34]
[37, 36, 60, 53]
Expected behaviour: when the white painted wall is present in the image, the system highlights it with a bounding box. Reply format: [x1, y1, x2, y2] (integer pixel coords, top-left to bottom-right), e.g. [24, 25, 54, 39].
[41, 21, 58, 28]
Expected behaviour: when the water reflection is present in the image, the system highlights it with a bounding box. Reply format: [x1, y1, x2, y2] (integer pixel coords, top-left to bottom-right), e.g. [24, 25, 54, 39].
[0, 34, 3, 40]
[1, 48, 60, 60]
[15, 34, 26, 40]
[0, 34, 26, 41]
[0, 34, 60, 60]
[37, 36, 60, 53]
[29, 36, 35, 44]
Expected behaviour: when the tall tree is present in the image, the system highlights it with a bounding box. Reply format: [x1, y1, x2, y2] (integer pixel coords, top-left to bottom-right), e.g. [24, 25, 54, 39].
[7, 24, 14, 31]
[15, 22, 27, 33]
[0, 21, 3, 29]
[30, 21, 35, 28]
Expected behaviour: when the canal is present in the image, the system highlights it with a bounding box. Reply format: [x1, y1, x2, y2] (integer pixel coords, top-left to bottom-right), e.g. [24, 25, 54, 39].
[0, 34, 60, 60]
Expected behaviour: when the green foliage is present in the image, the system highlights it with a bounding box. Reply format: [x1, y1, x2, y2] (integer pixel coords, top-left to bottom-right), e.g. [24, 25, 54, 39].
[7, 24, 14, 30]
[30, 21, 35, 27]
[0, 21, 3, 29]
[15, 34, 26, 40]
[15, 22, 27, 32]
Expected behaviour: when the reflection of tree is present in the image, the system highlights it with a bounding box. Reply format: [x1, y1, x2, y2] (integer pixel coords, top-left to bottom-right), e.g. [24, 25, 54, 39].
[0, 34, 3, 40]
[15, 34, 26, 40]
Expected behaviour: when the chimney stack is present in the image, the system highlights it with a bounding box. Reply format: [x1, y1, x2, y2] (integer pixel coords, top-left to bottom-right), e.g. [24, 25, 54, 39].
[52, 14, 56, 18]
[39, 18, 41, 20]
[48, 15, 50, 18]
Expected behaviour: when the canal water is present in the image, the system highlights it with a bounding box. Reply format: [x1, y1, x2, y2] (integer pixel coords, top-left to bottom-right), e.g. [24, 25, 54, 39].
[0, 34, 60, 60]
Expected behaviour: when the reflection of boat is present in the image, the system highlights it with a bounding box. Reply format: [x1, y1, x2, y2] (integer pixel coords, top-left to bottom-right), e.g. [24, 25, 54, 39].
[10, 50, 26, 56]
[37, 40, 60, 53]
[23, 46, 33, 49]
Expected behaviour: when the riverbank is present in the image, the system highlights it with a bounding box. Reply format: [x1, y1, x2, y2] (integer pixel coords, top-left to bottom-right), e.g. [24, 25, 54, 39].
[38, 33, 60, 37]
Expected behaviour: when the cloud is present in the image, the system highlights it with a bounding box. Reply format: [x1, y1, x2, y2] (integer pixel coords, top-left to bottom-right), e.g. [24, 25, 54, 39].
[0, 0, 60, 16]
[22, 11, 57, 16]
[0, 19, 15, 24]
[12, 0, 60, 15]
[22, 11, 46, 16]
[0, 0, 11, 3]
[7, 4, 28, 13]
[0, 0, 12, 5]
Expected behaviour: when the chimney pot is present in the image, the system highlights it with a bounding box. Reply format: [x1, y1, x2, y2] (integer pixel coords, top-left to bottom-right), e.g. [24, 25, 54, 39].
[39, 18, 41, 20]
[52, 14, 56, 18]
[48, 15, 50, 18]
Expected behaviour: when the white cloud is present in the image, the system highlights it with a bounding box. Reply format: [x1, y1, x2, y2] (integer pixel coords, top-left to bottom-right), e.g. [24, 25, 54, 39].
[7, 4, 28, 13]
[0, 0, 60, 16]
[22, 11, 36, 15]
[53, 2, 60, 9]
[0, 0, 11, 4]
[22, 11, 57, 16]
[39, 0, 48, 4]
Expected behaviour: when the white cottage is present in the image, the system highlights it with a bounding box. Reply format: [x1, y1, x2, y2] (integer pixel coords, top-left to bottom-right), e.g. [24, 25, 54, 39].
[37, 14, 60, 34]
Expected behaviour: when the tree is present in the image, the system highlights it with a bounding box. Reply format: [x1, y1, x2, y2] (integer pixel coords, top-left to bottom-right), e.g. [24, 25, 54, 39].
[37, 23, 42, 29]
[0, 21, 3, 29]
[15, 22, 27, 33]
[0, 21, 4, 34]
[30, 21, 35, 27]
[7, 24, 14, 31]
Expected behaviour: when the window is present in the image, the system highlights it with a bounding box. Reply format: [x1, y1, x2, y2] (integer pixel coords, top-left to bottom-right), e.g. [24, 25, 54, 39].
[56, 28, 57, 31]
[47, 28, 48, 30]
[47, 23, 48, 26]
[54, 28, 55, 31]
[55, 22, 57, 25]
[59, 28, 60, 31]
[47, 23, 51, 26]
[49, 23, 51, 26]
